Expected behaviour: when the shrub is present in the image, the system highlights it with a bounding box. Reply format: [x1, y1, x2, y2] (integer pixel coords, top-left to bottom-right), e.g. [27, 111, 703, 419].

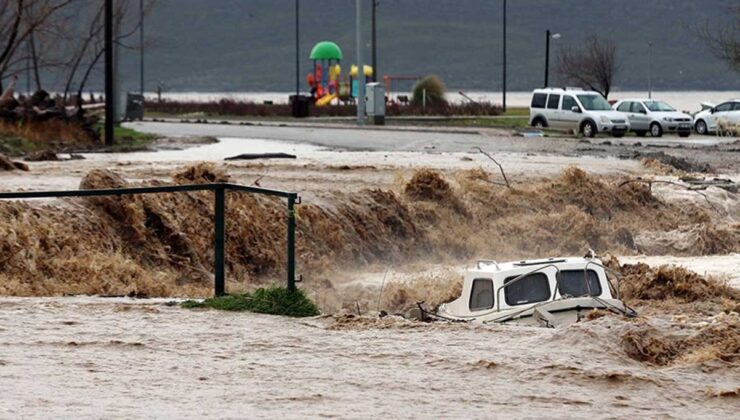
[412, 75, 447, 106]
[181, 286, 320, 317]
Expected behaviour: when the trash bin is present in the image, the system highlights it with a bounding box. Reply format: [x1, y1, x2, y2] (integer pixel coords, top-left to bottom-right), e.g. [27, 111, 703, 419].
[125, 92, 144, 121]
[365, 83, 385, 125]
[290, 94, 310, 118]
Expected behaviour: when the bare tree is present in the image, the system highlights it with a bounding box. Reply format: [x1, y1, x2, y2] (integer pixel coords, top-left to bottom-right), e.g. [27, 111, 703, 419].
[557, 36, 620, 99]
[0, 0, 75, 90]
[697, 5, 739, 72]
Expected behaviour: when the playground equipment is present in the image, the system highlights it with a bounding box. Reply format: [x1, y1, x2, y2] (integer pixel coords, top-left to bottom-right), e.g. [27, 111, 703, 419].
[307, 41, 373, 107]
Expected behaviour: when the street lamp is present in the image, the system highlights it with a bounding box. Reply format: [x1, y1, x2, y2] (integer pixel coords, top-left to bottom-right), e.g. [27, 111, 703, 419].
[544, 30, 561, 87]
[356, 0, 365, 125]
[502, 0, 507, 111]
[371, 0, 378, 83]
[295, 0, 300, 96]
[648, 42, 653, 99]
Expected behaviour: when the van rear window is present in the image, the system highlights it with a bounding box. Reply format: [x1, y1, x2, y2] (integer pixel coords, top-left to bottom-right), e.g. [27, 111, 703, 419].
[504, 273, 551, 306]
[531, 93, 547, 108]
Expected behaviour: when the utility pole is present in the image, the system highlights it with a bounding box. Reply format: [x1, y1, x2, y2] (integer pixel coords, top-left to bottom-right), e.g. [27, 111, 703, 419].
[545, 29, 550, 87]
[356, 0, 365, 125]
[104, 0, 114, 145]
[371, 0, 378, 82]
[295, 0, 300, 96]
[502, 0, 507, 112]
[140, 0, 144, 96]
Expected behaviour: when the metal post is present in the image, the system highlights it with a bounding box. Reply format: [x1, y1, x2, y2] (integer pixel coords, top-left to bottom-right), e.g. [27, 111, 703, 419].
[648, 42, 653, 99]
[545, 29, 550, 88]
[295, 0, 300, 96]
[140, 0, 144, 97]
[214, 186, 226, 296]
[287, 195, 297, 292]
[104, 0, 114, 145]
[502, 0, 507, 112]
[371, 0, 377, 83]
[356, 0, 365, 125]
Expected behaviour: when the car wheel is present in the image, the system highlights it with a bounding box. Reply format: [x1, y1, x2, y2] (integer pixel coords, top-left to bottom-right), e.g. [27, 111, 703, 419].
[532, 117, 547, 129]
[650, 122, 663, 137]
[635, 130, 647, 137]
[581, 120, 596, 138]
[695, 120, 708, 135]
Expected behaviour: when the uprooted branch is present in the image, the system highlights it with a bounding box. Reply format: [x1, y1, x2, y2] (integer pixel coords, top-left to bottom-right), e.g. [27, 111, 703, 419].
[473, 147, 511, 188]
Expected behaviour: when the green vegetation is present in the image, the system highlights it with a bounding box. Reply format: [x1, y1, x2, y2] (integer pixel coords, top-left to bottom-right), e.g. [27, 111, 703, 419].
[181, 286, 320, 318]
[413, 75, 447, 106]
[0, 133, 45, 156]
[106, 125, 159, 152]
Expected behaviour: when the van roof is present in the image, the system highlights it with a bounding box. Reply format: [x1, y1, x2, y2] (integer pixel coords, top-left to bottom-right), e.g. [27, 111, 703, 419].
[532, 87, 599, 94]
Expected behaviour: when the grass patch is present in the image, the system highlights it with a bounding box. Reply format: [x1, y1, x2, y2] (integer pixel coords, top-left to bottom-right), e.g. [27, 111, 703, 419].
[181, 286, 320, 317]
[0, 133, 45, 156]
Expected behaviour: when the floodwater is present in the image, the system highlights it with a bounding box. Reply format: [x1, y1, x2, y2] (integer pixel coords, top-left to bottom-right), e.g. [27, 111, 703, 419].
[0, 297, 737, 418]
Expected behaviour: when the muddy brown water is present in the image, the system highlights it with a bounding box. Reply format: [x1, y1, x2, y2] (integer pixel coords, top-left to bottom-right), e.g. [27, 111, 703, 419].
[0, 297, 737, 418]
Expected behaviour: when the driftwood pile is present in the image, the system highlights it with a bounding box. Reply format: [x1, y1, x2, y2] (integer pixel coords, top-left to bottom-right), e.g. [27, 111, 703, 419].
[0, 76, 100, 143]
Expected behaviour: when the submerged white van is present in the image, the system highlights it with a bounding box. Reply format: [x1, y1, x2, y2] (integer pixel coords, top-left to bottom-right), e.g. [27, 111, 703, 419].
[529, 88, 629, 137]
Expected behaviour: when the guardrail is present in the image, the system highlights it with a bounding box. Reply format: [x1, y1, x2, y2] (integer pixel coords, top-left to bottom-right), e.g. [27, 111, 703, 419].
[0, 182, 300, 297]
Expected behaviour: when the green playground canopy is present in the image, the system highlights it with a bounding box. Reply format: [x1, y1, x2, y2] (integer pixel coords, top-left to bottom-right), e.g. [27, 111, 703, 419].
[309, 41, 343, 60]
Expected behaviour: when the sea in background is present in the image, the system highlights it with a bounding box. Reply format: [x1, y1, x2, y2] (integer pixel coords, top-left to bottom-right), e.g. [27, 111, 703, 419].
[146, 90, 740, 113]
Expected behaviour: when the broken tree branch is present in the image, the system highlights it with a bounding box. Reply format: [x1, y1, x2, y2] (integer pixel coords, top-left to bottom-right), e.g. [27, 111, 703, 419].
[473, 147, 511, 188]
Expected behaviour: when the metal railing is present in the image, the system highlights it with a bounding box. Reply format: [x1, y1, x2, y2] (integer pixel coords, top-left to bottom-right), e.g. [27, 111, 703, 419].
[0, 182, 300, 297]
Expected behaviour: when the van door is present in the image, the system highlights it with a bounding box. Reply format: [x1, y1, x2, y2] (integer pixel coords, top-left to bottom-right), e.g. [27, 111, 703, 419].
[559, 95, 580, 131]
[546, 94, 561, 128]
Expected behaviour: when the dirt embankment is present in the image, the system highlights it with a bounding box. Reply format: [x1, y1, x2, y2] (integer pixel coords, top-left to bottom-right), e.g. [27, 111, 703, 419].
[0, 164, 737, 298]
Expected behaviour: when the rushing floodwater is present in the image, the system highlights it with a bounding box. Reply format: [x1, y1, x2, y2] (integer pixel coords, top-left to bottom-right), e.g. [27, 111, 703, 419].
[0, 297, 736, 418]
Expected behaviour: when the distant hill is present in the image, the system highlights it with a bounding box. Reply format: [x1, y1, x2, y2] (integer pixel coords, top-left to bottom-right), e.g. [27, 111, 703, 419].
[114, 0, 739, 93]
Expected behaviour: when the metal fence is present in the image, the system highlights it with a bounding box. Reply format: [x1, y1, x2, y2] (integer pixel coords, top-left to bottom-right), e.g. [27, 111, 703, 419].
[0, 183, 300, 296]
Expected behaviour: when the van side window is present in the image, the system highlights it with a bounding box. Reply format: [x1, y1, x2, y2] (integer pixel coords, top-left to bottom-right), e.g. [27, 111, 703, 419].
[547, 94, 560, 109]
[562, 96, 576, 111]
[469, 279, 494, 311]
[504, 273, 551, 306]
[558, 270, 602, 297]
[616, 102, 631, 112]
[531, 93, 547, 108]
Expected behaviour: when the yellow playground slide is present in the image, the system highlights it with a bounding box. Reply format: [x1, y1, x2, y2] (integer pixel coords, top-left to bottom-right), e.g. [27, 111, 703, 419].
[315, 93, 337, 107]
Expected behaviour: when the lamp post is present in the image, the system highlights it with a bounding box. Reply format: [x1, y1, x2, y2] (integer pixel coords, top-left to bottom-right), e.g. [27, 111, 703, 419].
[544, 30, 561, 87]
[502, 0, 506, 111]
[104, 0, 113, 145]
[648, 42, 653, 99]
[139, 0, 144, 97]
[356, 0, 365, 125]
[371, 0, 378, 82]
[295, 0, 300, 96]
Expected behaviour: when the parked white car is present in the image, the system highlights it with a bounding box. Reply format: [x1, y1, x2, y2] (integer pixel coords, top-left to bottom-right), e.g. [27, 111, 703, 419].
[693, 99, 740, 135]
[613, 99, 692, 137]
[529, 88, 629, 137]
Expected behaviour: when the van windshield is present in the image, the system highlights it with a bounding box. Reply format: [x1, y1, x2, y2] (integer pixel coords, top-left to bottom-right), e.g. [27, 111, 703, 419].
[577, 94, 612, 111]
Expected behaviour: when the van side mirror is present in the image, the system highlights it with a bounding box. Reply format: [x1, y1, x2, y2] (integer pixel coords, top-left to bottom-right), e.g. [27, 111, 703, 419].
[571, 106, 581, 113]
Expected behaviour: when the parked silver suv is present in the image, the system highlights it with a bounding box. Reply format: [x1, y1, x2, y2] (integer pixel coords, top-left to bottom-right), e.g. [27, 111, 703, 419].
[529, 88, 629, 137]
